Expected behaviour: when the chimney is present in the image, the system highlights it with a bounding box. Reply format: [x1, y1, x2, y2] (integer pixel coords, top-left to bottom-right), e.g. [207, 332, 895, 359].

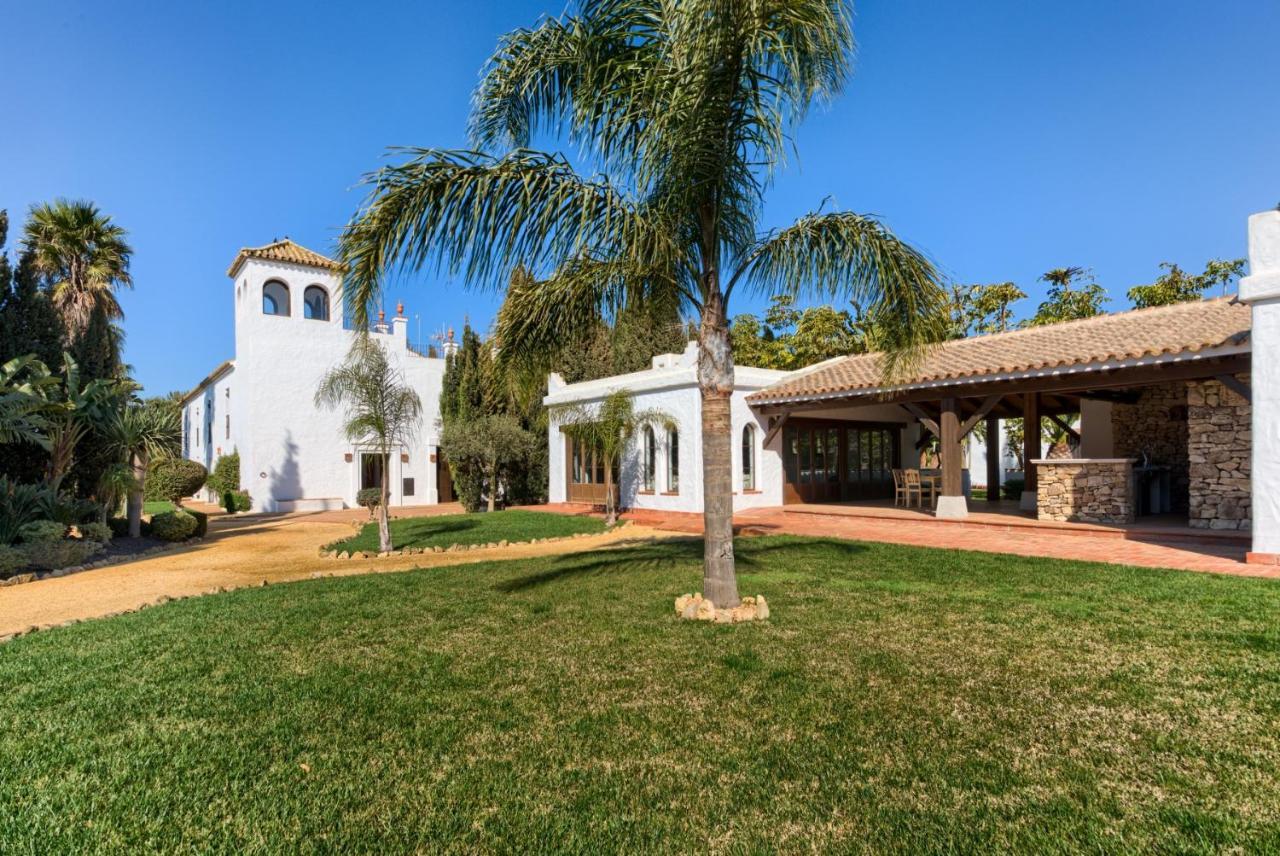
[441, 326, 459, 358]
[373, 307, 389, 334]
[392, 301, 408, 341]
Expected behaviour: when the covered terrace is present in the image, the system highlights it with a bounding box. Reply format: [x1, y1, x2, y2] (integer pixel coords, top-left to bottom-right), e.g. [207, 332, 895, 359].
[746, 297, 1252, 532]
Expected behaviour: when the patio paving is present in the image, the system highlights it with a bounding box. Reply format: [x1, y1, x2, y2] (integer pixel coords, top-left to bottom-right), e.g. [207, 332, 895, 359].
[533, 502, 1263, 578]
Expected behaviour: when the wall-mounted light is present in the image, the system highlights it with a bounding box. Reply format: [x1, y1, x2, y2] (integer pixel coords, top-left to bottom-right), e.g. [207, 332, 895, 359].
[344, 453, 353, 463]
[401, 453, 409, 464]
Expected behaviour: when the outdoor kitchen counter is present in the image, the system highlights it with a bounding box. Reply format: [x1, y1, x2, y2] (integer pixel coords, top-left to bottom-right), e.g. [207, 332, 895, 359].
[1031, 458, 1137, 524]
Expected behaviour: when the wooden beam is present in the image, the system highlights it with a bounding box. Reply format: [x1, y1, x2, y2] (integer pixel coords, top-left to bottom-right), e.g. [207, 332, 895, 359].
[1023, 392, 1041, 495]
[1216, 374, 1251, 404]
[985, 414, 1001, 503]
[751, 354, 1250, 416]
[940, 398, 963, 498]
[901, 402, 940, 437]
[960, 395, 1003, 438]
[763, 413, 789, 447]
[1046, 412, 1080, 442]
[1077, 389, 1142, 405]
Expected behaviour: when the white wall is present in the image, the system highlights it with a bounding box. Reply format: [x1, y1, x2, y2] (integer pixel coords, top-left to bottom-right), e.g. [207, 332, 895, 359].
[545, 346, 788, 513]
[181, 365, 236, 502]
[1241, 210, 1280, 557]
[185, 255, 447, 513]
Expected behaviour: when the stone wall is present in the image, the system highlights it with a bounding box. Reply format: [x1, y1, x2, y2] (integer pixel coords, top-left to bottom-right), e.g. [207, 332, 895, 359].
[1187, 377, 1251, 530]
[1111, 382, 1189, 512]
[1036, 460, 1135, 524]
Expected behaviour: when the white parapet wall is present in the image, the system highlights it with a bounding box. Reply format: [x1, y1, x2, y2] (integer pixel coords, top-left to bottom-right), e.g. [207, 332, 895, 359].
[1239, 209, 1280, 562]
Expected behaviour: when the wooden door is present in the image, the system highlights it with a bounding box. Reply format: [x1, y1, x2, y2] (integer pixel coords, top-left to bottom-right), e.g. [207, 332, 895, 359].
[783, 420, 902, 504]
[436, 451, 455, 503]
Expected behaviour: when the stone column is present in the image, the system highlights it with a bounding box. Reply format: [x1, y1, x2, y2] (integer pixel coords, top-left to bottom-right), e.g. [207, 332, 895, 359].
[1240, 210, 1280, 564]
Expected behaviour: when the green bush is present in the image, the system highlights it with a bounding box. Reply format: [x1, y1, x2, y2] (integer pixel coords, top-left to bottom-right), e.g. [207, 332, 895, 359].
[187, 509, 208, 538]
[150, 510, 197, 542]
[207, 452, 240, 496]
[0, 477, 58, 545]
[78, 522, 112, 544]
[147, 459, 208, 506]
[356, 488, 382, 517]
[0, 544, 27, 575]
[18, 520, 67, 545]
[22, 539, 103, 571]
[108, 517, 152, 539]
[222, 489, 252, 514]
[1001, 477, 1025, 501]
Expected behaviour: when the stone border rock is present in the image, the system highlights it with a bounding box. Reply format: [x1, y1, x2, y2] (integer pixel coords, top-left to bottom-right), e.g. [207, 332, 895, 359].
[318, 522, 626, 560]
[675, 592, 770, 623]
[0, 538, 203, 588]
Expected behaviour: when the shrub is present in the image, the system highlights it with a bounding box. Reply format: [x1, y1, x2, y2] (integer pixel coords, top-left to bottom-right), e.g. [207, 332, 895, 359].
[1001, 477, 1025, 501]
[150, 510, 197, 542]
[222, 489, 252, 514]
[207, 452, 240, 497]
[356, 488, 382, 518]
[0, 544, 27, 576]
[148, 459, 208, 506]
[18, 520, 67, 544]
[186, 509, 208, 538]
[78, 522, 113, 544]
[108, 517, 152, 539]
[22, 539, 104, 571]
[0, 477, 57, 545]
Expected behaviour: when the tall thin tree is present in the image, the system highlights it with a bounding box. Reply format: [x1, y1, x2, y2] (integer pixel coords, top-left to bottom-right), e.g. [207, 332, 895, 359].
[315, 339, 423, 552]
[337, 0, 946, 607]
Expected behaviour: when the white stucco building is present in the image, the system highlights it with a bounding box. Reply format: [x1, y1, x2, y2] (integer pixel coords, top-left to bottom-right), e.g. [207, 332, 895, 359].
[546, 211, 1276, 566]
[181, 240, 454, 512]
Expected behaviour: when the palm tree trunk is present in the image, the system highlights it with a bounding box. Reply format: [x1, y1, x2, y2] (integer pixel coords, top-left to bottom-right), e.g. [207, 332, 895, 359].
[378, 455, 392, 552]
[127, 452, 146, 539]
[697, 288, 740, 608]
[603, 456, 616, 526]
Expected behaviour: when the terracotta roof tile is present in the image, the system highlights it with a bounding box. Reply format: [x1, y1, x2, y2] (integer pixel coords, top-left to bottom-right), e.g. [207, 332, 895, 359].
[747, 297, 1251, 405]
[226, 239, 343, 277]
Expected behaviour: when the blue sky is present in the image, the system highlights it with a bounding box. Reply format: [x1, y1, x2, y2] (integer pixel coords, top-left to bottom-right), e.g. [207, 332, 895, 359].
[2, 1, 1277, 396]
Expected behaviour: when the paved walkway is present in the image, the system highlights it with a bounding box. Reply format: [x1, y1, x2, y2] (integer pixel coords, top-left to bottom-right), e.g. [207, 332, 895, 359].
[533, 503, 1265, 578]
[0, 506, 674, 639]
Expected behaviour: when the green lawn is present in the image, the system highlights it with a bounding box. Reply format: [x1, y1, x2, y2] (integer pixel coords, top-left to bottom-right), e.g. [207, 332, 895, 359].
[328, 508, 608, 553]
[3, 537, 1280, 852]
[142, 500, 175, 515]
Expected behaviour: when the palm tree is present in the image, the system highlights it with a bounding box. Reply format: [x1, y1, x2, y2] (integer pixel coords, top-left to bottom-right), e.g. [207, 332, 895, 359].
[21, 200, 133, 341]
[557, 390, 673, 526]
[315, 339, 423, 552]
[108, 402, 180, 537]
[337, 0, 946, 607]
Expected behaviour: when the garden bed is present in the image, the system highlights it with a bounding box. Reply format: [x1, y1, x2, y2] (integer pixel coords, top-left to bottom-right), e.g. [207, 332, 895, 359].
[322, 509, 610, 556]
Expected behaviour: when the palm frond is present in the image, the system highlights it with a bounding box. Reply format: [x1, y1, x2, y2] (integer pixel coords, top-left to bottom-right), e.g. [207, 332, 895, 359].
[736, 210, 948, 377]
[337, 148, 668, 328]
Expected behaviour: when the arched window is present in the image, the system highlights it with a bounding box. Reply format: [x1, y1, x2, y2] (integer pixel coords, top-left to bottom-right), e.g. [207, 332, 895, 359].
[262, 280, 290, 316]
[641, 426, 656, 492]
[742, 424, 756, 491]
[303, 285, 329, 321]
[666, 428, 679, 494]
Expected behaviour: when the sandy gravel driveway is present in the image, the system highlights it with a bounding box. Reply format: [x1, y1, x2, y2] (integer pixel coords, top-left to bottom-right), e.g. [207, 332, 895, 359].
[0, 506, 672, 638]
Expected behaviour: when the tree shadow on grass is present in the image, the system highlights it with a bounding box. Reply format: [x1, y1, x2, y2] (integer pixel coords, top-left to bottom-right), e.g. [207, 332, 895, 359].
[493, 536, 869, 593]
